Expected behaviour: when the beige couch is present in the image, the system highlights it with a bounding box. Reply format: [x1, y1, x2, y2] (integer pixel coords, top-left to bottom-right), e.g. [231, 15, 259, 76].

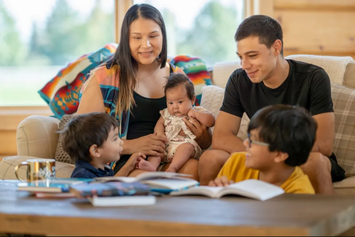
[1, 54, 355, 195]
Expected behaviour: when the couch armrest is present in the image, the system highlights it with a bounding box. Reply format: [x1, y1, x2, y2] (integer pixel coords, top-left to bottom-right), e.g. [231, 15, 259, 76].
[17, 115, 60, 158]
[0, 156, 75, 180]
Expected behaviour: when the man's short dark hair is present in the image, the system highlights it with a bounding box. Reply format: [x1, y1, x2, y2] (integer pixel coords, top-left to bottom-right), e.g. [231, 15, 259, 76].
[247, 104, 317, 166]
[164, 73, 195, 100]
[61, 112, 118, 163]
[235, 15, 284, 55]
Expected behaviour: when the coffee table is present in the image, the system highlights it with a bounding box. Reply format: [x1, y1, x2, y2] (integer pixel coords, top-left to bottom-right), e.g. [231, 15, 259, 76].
[0, 180, 355, 236]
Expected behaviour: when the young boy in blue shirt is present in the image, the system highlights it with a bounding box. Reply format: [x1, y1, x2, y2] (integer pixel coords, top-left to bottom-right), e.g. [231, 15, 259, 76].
[209, 104, 316, 194]
[62, 112, 145, 178]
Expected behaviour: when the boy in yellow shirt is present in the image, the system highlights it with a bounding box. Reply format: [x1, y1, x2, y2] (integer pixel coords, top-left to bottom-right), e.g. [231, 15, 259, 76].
[209, 104, 315, 194]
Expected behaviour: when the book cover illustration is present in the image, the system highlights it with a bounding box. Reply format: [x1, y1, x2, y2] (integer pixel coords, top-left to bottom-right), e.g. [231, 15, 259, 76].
[70, 181, 151, 198]
[17, 178, 91, 193]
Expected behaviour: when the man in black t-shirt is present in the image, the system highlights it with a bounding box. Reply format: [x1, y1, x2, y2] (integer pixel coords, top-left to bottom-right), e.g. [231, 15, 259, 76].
[198, 15, 345, 194]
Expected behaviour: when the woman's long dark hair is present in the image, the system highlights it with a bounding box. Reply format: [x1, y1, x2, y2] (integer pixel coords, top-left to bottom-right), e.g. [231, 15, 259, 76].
[112, 3, 167, 117]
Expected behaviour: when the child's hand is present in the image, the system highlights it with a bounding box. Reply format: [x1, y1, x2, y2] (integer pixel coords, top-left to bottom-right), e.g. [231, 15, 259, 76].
[208, 176, 234, 187]
[187, 108, 196, 118]
[127, 152, 146, 171]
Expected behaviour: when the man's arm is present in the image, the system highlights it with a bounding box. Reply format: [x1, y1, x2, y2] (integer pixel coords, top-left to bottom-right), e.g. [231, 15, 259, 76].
[312, 112, 335, 157]
[212, 111, 245, 153]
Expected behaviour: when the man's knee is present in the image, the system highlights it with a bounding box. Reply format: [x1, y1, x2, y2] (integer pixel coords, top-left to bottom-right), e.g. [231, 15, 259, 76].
[199, 149, 230, 168]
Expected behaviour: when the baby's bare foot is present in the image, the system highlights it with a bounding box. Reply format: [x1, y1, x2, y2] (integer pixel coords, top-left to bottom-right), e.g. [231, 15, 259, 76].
[138, 159, 157, 171]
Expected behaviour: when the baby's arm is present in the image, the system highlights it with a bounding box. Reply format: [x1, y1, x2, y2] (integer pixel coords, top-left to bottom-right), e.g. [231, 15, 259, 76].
[188, 108, 215, 127]
[154, 116, 166, 136]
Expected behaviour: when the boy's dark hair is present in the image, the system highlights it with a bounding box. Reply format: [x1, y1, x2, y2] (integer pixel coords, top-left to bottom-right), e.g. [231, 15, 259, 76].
[61, 112, 118, 163]
[164, 73, 195, 100]
[235, 15, 284, 55]
[247, 104, 317, 166]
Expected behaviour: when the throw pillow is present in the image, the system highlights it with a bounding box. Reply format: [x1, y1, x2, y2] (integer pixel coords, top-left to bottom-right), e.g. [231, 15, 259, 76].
[54, 114, 76, 164]
[170, 55, 212, 106]
[200, 85, 249, 140]
[38, 43, 118, 119]
[331, 82, 355, 177]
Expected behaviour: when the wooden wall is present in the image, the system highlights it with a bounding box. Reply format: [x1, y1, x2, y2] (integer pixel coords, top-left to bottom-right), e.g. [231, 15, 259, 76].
[0, 107, 52, 156]
[271, 0, 355, 59]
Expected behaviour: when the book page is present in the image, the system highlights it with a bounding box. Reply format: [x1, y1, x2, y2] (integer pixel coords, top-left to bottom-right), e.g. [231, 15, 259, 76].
[142, 179, 199, 190]
[170, 186, 224, 198]
[221, 179, 284, 201]
[135, 172, 192, 181]
[89, 195, 156, 206]
[95, 172, 192, 183]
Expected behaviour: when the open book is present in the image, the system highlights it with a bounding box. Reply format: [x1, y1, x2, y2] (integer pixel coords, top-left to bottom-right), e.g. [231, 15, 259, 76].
[95, 171, 199, 191]
[170, 179, 285, 201]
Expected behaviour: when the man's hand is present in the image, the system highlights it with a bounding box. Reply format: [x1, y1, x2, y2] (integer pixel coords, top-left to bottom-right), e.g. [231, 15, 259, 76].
[208, 176, 234, 187]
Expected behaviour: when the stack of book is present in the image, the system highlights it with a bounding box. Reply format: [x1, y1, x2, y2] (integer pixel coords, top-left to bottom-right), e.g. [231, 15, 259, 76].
[17, 178, 90, 198]
[17, 172, 200, 206]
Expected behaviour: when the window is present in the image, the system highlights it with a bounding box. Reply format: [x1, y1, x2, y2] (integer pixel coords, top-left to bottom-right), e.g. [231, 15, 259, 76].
[0, 0, 115, 106]
[0, 0, 244, 107]
[134, 0, 244, 66]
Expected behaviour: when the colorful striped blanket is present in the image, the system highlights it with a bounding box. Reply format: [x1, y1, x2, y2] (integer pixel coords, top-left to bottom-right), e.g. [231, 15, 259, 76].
[38, 45, 212, 119]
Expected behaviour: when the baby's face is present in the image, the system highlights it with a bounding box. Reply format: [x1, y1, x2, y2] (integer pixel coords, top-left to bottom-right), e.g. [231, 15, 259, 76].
[166, 84, 193, 117]
[99, 127, 123, 163]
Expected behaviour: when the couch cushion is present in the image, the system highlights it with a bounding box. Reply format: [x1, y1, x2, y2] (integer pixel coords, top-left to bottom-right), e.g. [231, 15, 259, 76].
[212, 61, 241, 89]
[55, 114, 76, 164]
[17, 115, 60, 158]
[331, 82, 355, 177]
[0, 156, 74, 180]
[285, 54, 354, 85]
[200, 85, 249, 140]
[343, 62, 355, 89]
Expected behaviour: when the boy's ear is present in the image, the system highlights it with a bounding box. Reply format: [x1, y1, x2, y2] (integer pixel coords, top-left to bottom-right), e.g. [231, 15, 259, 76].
[89, 144, 101, 158]
[274, 151, 288, 163]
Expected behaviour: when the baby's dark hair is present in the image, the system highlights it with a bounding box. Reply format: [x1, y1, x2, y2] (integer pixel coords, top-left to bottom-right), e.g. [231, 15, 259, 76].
[164, 73, 195, 100]
[61, 112, 118, 163]
[247, 104, 317, 166]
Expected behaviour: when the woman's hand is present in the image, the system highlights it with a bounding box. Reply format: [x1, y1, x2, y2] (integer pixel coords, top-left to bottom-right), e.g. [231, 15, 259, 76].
[208, 176, 234, 187]
[123, 134, 168, 159]
[183, 117, 212, 149]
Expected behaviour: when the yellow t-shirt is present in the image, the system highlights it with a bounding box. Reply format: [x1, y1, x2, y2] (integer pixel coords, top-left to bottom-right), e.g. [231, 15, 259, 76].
[217, 152, 315, 194]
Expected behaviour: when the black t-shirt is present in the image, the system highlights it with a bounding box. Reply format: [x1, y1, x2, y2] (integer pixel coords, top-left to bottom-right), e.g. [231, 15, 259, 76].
[117, 92, 166, 170]
[220, 59, 333, 118]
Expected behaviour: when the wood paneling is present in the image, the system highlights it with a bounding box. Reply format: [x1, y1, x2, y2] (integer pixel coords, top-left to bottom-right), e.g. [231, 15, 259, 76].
[274, 0, 355, 11]
[0, 106, 53, 155]
[275, 10, 355, 53]
[0, 131, 16, 155]
[271, 0, 355, 58]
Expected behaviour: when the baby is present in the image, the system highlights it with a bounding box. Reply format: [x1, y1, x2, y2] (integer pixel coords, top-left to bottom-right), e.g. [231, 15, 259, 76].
[138, 73, 215, 173]
[62, 112, 145, 178]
